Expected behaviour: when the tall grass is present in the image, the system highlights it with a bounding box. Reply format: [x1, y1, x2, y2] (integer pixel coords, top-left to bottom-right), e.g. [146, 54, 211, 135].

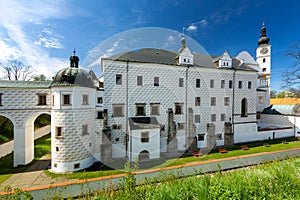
[93, 158, 300, 200]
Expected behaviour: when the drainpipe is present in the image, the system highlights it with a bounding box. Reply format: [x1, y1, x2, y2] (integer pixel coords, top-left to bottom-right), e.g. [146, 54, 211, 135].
[185, 66, 189, 150]
[232, 70, 236, 139]
[126, 60, 131, 163]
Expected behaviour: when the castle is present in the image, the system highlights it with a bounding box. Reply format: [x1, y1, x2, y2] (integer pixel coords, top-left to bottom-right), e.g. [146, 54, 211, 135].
[0, 24, 298, 173]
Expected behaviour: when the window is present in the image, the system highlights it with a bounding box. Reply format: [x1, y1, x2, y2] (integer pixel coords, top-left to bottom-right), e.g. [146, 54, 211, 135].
[82, 95, 89, 105]
[82, 124, 88, 135]
[195, 97, 201, 106]
[115, 137, 120, 142]
[198, 134, 205, 141]
[137, 76, 143, 86]
[220, 113, 226, 121]
[196, 79, 201, 88]
[0, 93, 2, 106]
[55, 127, 63, 138]
[63, 94, 71, 105]
[195, 115, 201, 123]
[141, 132, 149, 143]
[262, 68, 266, 72]
[150, 103, 160, 115]
[221, 80, 225, 88]
[112, 124, 122, 129]
[52, 95, 54, 106]
[38, 94, 47, 105]
[97, 111, 103, 119]
[211, 97, 216, 106]
[154, 77, 159, 86]
[211, 114, 216, 122]
[74, 163, 80, 169]
[56, 147, 59, 152]
[175, 103, 183, 114]
[238, 81, 242, 89]
[178, 123, 185, 130]
[136, 104, 146, 116]
[263, 58, 266, 63]
[241, 98, 248, 117]
[216, 133, 223, 140]
[256, 111, 261, 119]
[112, 104, 124, 117]
[248, 81, 252, 89]
[224, 97, 230, 106]
[116, 74, 122, 85]
[259, 96, 264, 104]
[229, 80, 233, 89]
[210, 79, 214, 88]
[260, 79, 268, 87]
[179, 78, 184, 87]
[97, 97, 103, 104]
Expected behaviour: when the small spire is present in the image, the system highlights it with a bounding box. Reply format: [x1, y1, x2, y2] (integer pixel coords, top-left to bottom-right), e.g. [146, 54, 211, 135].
[258, 21, 270, 45]
[70, 49, 79, 68]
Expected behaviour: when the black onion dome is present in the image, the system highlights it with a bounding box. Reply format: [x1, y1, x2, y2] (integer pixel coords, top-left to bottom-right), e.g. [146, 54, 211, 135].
[258, 22, 270, 45]
[51, 67, 96, 88]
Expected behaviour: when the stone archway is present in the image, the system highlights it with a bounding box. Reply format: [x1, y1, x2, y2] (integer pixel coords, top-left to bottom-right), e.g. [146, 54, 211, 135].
[138, 150, 150, 161]
[13, 112, 51, 167]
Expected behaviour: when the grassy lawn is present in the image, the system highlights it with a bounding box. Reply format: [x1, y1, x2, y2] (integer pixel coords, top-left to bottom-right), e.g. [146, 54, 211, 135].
[45, 137, 300, 180]
[93, 157, 300, 199]
[0, 134, 51, 184]
[159, 137, 300, 167]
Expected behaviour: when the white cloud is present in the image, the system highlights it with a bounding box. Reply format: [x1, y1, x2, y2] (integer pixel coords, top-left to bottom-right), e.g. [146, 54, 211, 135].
[0, 39, 21, 61]
[186, 19, 208, 32]
[0, 0, 71, 79]
[186, 25, 197, 32]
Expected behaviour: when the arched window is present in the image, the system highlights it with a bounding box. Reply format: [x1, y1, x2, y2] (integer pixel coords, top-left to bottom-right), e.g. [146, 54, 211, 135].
[241, 98, 248, 117]
[263, 58, 266, 63]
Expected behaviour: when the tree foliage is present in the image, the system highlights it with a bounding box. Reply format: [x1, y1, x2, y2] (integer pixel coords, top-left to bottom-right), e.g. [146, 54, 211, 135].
[0, 60, 34, 81]
[33, 74, 47, 81]
[283, 43, 300, 89]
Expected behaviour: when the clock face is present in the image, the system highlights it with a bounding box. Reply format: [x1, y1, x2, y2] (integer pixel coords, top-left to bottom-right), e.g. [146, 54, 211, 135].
[260, 47, 269, 54]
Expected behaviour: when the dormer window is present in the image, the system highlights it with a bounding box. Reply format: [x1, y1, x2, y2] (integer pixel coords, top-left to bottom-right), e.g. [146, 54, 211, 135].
[219, 51, 232, 68]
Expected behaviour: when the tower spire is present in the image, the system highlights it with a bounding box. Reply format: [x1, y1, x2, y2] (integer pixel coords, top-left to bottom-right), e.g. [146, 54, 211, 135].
[258, 21, 270, 45]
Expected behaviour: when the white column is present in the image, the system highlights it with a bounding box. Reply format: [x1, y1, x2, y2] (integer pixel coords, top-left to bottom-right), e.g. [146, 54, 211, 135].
[13, 124, 34, 167]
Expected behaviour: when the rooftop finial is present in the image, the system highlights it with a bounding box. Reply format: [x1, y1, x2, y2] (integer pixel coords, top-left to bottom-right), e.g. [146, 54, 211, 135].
[70, 49, 79, 68]
[258, 21, 270, 45]
[180, 27, 186, 49]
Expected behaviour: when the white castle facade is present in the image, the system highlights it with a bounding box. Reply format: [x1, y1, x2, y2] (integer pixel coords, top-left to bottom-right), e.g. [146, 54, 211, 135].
[0, 24, 298, 173]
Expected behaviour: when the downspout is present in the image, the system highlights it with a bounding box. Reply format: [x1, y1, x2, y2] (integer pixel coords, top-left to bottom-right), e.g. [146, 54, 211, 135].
[185, 66, 189, 150]
[126, 60, 131, 162]
[232, 70, 236, 140]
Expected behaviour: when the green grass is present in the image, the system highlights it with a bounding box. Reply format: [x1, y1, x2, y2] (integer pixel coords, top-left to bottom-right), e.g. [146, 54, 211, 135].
[44, 137, 300, 180]
[0, 134, 51, 184]
[93, 157, 300, 200]
[158, 138, 300, 167]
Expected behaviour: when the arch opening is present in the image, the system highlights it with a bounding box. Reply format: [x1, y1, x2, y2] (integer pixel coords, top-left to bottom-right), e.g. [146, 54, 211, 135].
[0, 115, 14, 144]
[138, 150, 150, 161]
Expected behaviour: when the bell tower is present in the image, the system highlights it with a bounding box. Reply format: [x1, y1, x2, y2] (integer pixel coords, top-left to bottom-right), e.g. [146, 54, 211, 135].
[256, 22, 271, 88]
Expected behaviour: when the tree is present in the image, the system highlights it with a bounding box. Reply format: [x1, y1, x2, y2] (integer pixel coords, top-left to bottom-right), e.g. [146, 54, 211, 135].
[33, 74, 47, 81]
[283, 43, 300, 89]
[0, 60, 34, 81]
[270, 90, 277, 98]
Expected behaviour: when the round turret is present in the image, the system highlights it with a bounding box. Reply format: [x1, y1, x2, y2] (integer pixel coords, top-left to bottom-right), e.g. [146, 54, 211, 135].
[51, 51, 95, 88]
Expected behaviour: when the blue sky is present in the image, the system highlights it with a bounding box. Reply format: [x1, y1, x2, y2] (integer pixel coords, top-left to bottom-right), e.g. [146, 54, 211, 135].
[0, 0, 299, 92]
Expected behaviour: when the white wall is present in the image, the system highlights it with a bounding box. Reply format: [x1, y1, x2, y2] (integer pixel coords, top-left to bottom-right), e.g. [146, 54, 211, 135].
[129, 128, 160, 161]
